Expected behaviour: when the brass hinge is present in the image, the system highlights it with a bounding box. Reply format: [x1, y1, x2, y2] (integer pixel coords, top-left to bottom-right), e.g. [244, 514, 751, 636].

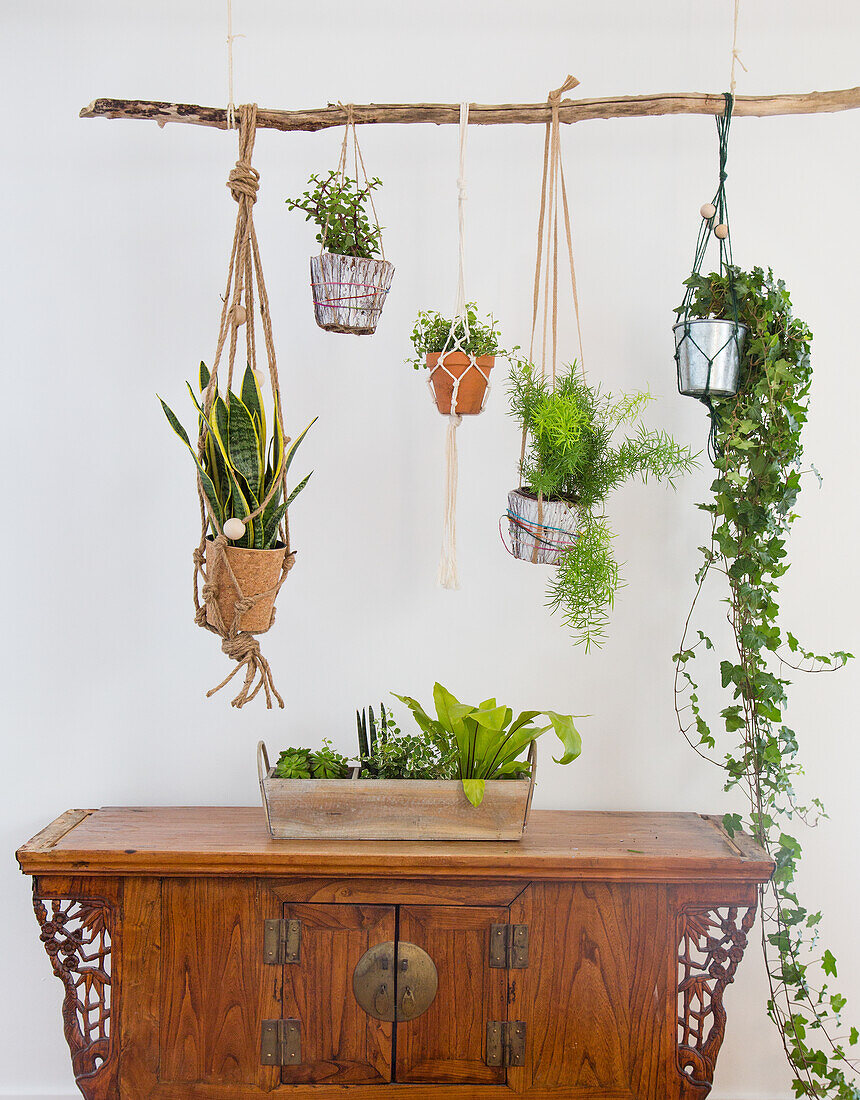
[489, 923, 529, 969]
[261, 1019, 301, 1066]
[486, 1020, 526, 1067]
[263, 918, 301, 964]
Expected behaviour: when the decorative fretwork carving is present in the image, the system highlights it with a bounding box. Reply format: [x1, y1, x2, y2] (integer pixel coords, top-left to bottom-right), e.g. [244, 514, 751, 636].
[677, 904, 757, 1093]
[33, 888, 113, 1094]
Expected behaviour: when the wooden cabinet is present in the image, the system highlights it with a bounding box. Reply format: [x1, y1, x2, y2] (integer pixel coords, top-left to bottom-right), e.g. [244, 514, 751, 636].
[17, 807, 773, 1099]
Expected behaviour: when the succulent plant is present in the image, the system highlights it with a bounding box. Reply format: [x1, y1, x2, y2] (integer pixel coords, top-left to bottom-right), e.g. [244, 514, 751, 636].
[273, 748, 312, 780]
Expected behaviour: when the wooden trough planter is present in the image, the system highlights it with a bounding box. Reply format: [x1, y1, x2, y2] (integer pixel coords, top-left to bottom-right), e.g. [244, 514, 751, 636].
[258, 741, 537, 841]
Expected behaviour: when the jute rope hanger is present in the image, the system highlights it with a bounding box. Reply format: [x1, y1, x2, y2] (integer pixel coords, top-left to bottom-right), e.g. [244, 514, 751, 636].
[192, 102, 296, 709]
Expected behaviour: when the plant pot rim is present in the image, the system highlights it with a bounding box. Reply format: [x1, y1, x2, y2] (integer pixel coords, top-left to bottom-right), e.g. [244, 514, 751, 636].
[510, 486, 580, 506]
[425, 350, 496, 364]
[206, 535, 286, 554]
[673, 317, 749, 333]
[316, 250, 394, 269]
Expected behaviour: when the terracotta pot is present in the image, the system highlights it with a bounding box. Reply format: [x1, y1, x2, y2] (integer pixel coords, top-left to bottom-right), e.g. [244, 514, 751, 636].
[427, 352, 495, 415]
[205, 539, 287, 634]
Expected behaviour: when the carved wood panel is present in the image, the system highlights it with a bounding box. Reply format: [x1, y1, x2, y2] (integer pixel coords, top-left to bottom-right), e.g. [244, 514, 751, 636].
[33, 885, 118, 1100]
[676, 904, 757, 1096]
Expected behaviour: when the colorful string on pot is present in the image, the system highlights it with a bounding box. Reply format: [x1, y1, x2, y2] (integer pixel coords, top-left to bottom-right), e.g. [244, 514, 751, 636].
[431, 102, 492, 590]
[673, 92, 743, 462]
[192, 104, 296, 709]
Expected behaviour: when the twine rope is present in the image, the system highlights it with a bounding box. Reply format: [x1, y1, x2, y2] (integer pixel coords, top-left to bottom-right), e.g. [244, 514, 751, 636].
[528, 75, 585, 386]
[319, 104, 385, 261]
[225, 0, 245, 131]
[729, 0, 748, 96]
[192, 104, 295, 708]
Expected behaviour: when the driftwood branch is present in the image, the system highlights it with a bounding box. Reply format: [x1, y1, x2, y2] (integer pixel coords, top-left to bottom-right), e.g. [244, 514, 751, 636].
[80, 88, 860, 134]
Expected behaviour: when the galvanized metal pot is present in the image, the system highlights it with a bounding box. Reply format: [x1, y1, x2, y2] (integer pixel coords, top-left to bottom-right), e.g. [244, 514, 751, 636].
[673, 319, 748, 398]
[310, 252, 395, 335]
[506, 489, 579, 565]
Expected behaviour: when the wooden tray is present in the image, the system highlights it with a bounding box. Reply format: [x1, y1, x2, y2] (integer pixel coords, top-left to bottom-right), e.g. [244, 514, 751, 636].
[257, 741, 537, 841]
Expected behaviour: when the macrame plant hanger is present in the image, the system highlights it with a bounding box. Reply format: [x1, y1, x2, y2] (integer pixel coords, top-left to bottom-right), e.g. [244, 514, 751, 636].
[674, 93, 741, 462]
[192, 103, 295, 709]
[312, 104, 394, 334]
[505, 75, 585, 563]
[431, 103, 492, 590]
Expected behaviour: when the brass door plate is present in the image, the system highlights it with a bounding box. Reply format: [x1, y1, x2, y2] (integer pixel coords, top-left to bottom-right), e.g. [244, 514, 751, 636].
[352, 940, 438, 1022]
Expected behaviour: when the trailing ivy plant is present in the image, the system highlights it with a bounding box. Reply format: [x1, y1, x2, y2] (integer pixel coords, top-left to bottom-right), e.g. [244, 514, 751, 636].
[285, 171, 383, 259]
[674, 266, 858, 1098]
[509, 360, 697, 648]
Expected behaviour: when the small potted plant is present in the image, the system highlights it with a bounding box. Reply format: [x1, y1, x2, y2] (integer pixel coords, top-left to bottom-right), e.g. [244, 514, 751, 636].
[507, 360, 696, 648]
[286, 171, 394, 335]
[673, 269, 749, 398]
[258, 683, 582, 840]
[159, 362, 315, 633]
[408, 304, 503, 414]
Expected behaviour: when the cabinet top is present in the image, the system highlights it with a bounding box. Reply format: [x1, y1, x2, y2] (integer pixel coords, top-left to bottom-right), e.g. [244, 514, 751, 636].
[17, 807, 773, 882]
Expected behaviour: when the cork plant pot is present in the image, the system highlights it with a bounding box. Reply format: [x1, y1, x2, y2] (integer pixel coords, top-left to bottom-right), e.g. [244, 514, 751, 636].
[427, 352, 495, 415]
[205, 539, 286, 634]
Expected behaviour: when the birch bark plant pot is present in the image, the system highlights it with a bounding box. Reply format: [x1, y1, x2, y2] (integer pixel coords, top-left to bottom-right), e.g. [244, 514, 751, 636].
[506, 488, 579, 565]
[310, 252, 395, 335]
[428, 352, 495, 415]
[206, 540, 287, 634]
[258, 741, 537, 841]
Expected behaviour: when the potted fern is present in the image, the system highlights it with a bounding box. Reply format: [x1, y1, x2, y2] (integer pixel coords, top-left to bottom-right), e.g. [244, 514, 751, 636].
[408, 304, 503, 414]
[159, 362, 315, 633]
[286, 171, 394, 335]
[507, 361, 696, 648]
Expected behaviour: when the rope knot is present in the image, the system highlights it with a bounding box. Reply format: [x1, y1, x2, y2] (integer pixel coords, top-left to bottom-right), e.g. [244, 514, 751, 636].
[201, 582, 218, 603]
[192, 547, 205, 567]
[221, 631, 261, 664]
[228, 161, 260, 203]
[233, 596, 256, 615]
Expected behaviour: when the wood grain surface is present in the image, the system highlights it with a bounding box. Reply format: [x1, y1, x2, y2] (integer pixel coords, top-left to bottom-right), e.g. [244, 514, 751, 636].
[17, 808, 774, 882]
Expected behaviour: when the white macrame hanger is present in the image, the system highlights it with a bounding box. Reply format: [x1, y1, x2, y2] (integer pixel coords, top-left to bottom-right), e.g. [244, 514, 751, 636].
[436, 102, 481, 590]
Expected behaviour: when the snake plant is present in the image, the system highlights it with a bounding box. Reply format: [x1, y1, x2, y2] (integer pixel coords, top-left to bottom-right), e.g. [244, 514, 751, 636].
[159, 362, 315, 550]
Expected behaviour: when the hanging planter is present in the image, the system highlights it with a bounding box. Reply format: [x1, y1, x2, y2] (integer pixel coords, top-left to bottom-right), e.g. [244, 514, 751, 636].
[505, 488, 579, 565]
[286, 108, 394, 336]
[158, 105, 317, 709]
[674, 94, 747, 404]
[674, 317, 748, 397]
[409, 305, 502, 415]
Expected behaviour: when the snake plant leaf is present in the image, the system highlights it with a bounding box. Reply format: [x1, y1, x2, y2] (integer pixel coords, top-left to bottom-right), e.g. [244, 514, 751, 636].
[262, 501, 288, 549]
[158, 397, 222, 527]
[462, 778, 486, 807]
[199, 360, 210, 392]
[240, 365, 266, 464]
[547, 711, 583, 765]
[285, 472, 312, 507]
[226, 393, 263, 497]
[282, 418, 319, 482]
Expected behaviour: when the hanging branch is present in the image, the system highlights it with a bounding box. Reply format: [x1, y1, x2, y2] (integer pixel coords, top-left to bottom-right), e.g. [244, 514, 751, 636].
[80, 86, 860, 133]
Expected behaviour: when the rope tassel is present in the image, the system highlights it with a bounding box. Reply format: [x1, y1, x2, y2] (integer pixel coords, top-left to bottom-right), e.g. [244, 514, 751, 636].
[437, 413, 462, 589]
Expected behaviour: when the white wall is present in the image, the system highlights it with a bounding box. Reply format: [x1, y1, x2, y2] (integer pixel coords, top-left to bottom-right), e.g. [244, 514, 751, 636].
[2, 2, 859, 1097]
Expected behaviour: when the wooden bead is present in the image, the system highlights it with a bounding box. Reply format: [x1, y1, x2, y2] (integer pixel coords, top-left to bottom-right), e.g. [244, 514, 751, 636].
[223, 518, 246, 540]
[714, 223, 729, 239]
[252, 368, 266, 388]
[700, 202, 716, 220]
[233, 304, 247, 325]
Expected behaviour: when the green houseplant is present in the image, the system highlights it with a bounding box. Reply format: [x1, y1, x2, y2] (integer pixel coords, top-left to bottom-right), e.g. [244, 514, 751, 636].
[159, 361, 314, 632]
[674, 266, 858, 1097]
[409, 304, 504, 415]
[286, 171, 394, 335]
[507, 361, 696, 649]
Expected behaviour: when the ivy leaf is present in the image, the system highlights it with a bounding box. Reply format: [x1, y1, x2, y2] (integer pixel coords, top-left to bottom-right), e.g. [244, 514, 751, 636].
[822, 950, 837, 978]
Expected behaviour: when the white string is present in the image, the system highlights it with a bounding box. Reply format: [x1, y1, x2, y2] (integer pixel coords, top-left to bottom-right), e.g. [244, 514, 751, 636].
[436, 102, 472, 591]
[729, 0, 747, 95]
[226, 0, 245, 130]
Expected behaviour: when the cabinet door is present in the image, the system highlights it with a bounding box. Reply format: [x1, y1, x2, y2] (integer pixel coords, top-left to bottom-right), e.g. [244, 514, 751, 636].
[395, 904, 509, 1084]
[281, 903, 395, 1085]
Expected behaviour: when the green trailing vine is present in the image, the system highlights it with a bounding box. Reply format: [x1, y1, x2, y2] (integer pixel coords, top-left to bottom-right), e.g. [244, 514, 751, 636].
[674, 265, 858, 1098]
